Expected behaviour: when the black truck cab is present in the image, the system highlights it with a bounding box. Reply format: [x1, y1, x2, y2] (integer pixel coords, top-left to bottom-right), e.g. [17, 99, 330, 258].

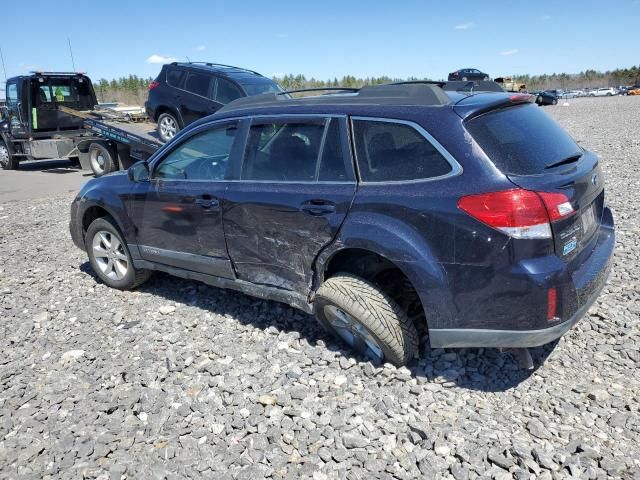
[0, 72, 99, 169]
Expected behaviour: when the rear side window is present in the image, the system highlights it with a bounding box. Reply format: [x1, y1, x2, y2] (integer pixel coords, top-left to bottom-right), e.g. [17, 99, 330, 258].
[185, 72, 211, 97]
[353, 119, 453, 182]
[215, 78, 244, 103]
[241, 118, 348, 182]
[466, 104, 582, 175]
[166, 68, 185, 88]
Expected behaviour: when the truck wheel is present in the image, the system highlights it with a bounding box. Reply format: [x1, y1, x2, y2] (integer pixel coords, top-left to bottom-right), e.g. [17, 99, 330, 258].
[313, 273, 418, 366]
[89, 143, 116, 177]
[85, 216, 151, 290]
[0, 142, 17, 170]
[157, 112, 180, 143]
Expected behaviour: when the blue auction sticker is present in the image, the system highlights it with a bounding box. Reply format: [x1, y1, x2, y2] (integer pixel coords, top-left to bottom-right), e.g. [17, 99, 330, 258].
[563, 238, 577, 255]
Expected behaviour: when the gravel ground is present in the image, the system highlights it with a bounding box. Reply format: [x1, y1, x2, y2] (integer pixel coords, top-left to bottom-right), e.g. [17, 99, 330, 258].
[1, 96, 639, 480]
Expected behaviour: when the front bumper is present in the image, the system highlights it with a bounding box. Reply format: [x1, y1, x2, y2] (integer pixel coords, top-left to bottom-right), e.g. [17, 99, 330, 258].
[430, 209, 615, 348]
[69, 201, 85, 251]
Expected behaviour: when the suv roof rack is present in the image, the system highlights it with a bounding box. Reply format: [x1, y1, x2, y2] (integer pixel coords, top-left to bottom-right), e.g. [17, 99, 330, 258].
[171, 62, 263, 76]
[219, 83, 452, 113]
[29, 71, 86, 76]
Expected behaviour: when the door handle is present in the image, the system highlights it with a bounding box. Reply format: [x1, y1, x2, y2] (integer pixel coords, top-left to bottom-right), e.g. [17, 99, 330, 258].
[195, 198, 220, 209]
[300, 200, 336, 216]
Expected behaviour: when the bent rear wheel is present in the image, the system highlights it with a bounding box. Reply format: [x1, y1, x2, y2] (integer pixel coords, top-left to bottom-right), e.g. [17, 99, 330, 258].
[314, 273, 418, 366]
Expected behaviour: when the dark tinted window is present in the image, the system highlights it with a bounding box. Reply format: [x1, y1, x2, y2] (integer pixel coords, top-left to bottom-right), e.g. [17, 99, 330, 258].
[466, 104, 582, 175]
[166, 68, 185, 88]
[6, 83, 17, 103]
[353, 120, 452, 182]
[242, 119, 345, 182]
[154, 123, 237, 180]
[215, 78, 243, 103]
[240, 81, 282, 96]
[185, 72, 211, 97]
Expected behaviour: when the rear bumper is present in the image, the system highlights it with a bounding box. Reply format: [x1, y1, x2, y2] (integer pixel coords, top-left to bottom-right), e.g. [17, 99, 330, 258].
[431, 208, 614, 348]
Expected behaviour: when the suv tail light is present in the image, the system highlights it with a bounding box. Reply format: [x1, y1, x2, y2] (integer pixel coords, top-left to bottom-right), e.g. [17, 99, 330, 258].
[457, 189, 574, 239]
[148, 81, 160, 90]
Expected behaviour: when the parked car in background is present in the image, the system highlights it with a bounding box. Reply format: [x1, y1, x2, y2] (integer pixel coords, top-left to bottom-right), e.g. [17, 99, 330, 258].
[70, 83, 614, 366]
[145, 62, 283, 142]
[533, 91, 558, 105]
[566, 90, 584, 98]
[448, 68, 490, 81]
[628, 86, 640, 96]
[588, 87, 618, 97]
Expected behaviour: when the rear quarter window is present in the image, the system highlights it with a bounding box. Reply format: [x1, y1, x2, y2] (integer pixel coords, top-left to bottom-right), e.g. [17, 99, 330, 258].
[465, 104, 582, 175]
[352, 119, 453, 182]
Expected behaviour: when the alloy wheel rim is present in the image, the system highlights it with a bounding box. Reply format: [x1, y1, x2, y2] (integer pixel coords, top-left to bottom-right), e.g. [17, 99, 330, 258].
[323, 305, 384, 362]
[92, 230, 129, 280]
[0, 145, 9, 167]
[160, 117, 177, 138]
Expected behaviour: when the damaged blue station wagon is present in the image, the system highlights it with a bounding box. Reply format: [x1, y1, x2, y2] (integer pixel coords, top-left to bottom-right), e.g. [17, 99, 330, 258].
[70, 82, 615, 366]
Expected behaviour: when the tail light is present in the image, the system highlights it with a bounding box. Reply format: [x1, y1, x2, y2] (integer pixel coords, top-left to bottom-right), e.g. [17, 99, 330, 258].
[457, 189, 574, 239]
[148, 81, 160, 90]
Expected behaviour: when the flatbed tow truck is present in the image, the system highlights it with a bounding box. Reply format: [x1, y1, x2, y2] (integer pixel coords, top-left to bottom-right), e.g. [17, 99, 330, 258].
[0, 71, 164, 176]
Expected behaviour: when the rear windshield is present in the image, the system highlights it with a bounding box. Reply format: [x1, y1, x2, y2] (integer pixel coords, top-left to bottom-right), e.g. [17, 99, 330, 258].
[240, 81, 282, 96]
[466, 104, 582, 175]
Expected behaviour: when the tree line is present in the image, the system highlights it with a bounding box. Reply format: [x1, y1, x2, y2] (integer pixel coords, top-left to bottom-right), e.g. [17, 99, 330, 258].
[94, 65, 640, 104]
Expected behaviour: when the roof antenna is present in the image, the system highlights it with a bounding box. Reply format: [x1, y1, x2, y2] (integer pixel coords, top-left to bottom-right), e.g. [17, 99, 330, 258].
[67, 37, 77, 72]
[0, 46, 7, 82]
[186, 56, 191, 63]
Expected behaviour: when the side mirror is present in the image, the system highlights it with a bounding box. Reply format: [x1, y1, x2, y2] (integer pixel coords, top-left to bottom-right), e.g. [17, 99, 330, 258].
[128, 160, 150, 182]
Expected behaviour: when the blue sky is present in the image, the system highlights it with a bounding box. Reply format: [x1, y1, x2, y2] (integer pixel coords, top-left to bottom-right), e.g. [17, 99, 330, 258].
[2, 0, 639, 83]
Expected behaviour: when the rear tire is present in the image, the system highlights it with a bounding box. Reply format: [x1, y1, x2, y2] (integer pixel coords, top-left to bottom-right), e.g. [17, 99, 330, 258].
[0, 141, 17, 170]
[461, 76, 468, 81]
[314, 273, 418, 366]
[157, 112, 180, 143]
[552, 98, 558, 105]
[89, 143, 116, 177]
[85, 217, 151, 290]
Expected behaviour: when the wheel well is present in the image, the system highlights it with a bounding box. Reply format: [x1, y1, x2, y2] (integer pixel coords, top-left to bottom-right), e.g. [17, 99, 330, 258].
[155, 106, 180, 126]
[82, 206, 111, 235]
[323, 248, 426, 330]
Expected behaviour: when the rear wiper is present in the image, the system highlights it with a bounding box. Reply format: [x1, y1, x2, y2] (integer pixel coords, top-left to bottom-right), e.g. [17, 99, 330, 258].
[544, 153, 582, 170]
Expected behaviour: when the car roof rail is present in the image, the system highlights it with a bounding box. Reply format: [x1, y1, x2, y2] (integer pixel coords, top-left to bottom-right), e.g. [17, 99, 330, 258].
[442, 80, 505, 93]
[218, 82, 452, 113]
[170, 61, 263, 76]
[30, 71, 87, 76]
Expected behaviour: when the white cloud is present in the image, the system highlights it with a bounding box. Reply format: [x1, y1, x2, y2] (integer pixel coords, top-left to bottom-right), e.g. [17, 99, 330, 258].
[500, 49, 519, 56]
[195, 45, 206, 52]
[146, 54, 177, 64]
[454, 22, 474, 30]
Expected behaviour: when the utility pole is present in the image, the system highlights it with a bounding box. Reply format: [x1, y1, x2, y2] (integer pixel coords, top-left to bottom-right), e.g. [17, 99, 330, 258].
[0, 46, 7, 82]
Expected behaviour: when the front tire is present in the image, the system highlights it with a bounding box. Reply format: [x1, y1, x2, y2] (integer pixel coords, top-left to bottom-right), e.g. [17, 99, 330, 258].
[0, 141, 17, 170]
[314, 273, 418, 366]
[157, 112, 180, 143]
[89, 143, 116, 177]
[85, 217, 151, 290]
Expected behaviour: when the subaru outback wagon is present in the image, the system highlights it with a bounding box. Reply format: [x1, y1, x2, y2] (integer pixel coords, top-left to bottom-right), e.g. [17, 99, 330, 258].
[145, 62, 282, 143]
[71, 83, 615, 366]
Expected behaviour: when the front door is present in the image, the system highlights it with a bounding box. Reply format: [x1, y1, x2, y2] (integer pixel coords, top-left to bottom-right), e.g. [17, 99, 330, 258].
[223, 116, 356, 293]
[5, 80, 27, 136]
[130, 120, 242, 279]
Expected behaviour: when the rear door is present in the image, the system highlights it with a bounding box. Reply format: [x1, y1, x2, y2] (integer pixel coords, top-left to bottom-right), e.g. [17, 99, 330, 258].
[222, 115, 356, 293]
[464, 103, 604, 261]
[180, 71, 216, 125]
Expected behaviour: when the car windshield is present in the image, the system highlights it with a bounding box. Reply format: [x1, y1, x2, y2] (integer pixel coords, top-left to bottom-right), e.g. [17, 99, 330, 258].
[466, 104, 582, 175]
[240, 81, 283, 96]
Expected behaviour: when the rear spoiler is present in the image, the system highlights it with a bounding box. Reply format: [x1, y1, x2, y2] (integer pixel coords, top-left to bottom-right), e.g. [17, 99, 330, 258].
[453, 93, 535, 120]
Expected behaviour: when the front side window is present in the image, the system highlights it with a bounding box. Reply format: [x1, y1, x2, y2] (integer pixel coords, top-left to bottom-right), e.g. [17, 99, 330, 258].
[184, 73, 211, 97]
[241, 118, 347, 182]
[215, 78, 244, 103]
[353, 119, 453, 182]
[154, 123, 238, 180]
[6, 83, 17, 103]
